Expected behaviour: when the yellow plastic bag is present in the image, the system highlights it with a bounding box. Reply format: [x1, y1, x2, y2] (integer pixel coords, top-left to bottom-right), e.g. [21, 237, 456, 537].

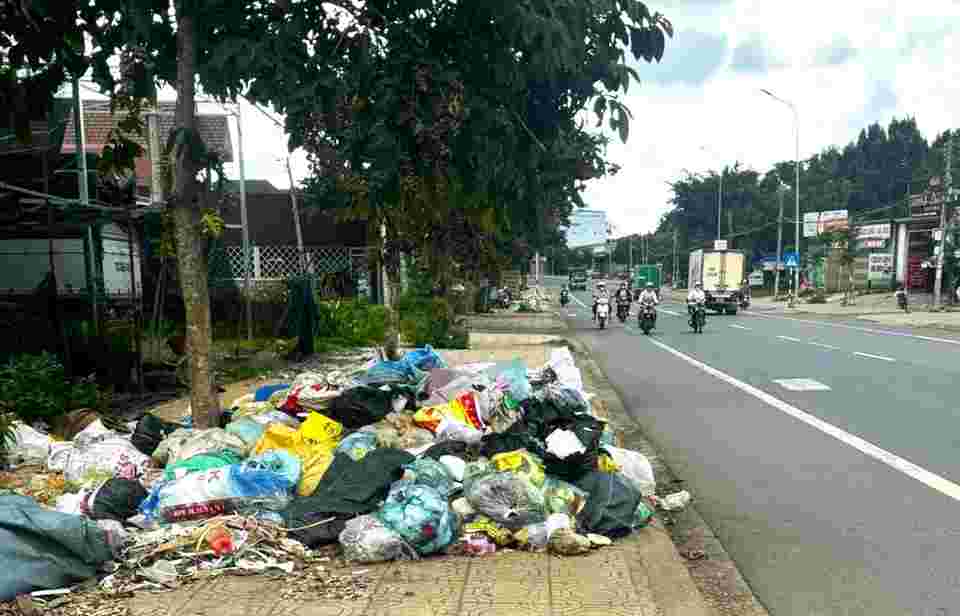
[597, 453, 621, 474]
[464, 516, 514, 546]
[252, 414, 343, 496]
[491, 449, 546, 487]
[413, 392, 485, 434]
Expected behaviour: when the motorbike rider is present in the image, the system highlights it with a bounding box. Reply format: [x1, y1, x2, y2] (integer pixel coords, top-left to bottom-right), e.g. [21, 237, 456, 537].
[895, 284, 909, 312]
[637, 282, 659, 323]
[615, 281, 631, 312]
[592, 281, 608, 320]
[687, 282, 706, 315]
[560, 284, 570, 305]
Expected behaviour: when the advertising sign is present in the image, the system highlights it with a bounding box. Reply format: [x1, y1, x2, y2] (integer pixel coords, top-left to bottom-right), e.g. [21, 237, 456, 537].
[714, 239, 728, 251]
[748, 271, 764, 287]
[856, 224, 891, 240]
[858, 238, 887, 250]
[867, 253, 893, 281]
[819, 210, 849, 233]
[803, 212, 820, 238]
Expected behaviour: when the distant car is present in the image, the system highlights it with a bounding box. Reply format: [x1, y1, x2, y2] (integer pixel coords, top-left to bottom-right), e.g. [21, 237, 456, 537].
[591, 270, 605, 279]
[568, 269, 588, 290]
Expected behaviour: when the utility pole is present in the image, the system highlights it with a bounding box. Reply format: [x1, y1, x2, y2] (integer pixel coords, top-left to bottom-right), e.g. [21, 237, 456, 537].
[934, 131, 952, 308]
[673, 228, 679, 285]
[774, 183, 785, 297]
[285, 157, 306, 275]
[628, 235, 633, 274]
[235, 105, 253, 340]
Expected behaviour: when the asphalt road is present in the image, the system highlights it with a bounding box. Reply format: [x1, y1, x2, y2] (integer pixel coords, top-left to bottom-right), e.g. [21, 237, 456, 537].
[550, 277, 960, 616]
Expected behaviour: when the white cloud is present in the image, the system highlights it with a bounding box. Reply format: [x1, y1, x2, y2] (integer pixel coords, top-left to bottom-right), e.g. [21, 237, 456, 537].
[582, 0, 960, 238]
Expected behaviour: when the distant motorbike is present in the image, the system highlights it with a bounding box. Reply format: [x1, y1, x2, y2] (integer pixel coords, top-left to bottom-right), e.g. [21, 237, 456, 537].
[597, 296, 610, 329]
[497, 288, 513, 309]
[688, 301, 706, 334]
[639, 303, 657, 335]
[739, 292, 751, 310]
[896, 289, 909, 313]
[560, 290, 570, 307]
[616, 300, 630, 323]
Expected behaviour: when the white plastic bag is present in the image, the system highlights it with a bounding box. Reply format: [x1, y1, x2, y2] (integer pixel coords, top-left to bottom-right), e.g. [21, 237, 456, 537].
[604, 445, 656, 496]
[152, 428, 247, 465]
[547, 347, 584, 393]
[74, 419, 119, 448]
[7, 423, 52, 465]
[339, 514, 418, 563]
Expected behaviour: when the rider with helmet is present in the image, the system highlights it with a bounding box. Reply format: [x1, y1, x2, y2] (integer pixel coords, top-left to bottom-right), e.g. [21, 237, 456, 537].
[687, 282, 706, 314]
[592, 281, 608, 320]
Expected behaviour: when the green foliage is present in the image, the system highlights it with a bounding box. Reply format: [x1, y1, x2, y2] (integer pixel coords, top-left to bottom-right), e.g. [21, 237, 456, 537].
[316, 300, 388, 346]
[0, 353, 99, 421]
[398, 296, 468, 349]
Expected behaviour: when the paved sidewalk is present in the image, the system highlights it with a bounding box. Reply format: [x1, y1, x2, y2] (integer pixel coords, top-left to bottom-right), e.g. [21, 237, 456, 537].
[128, 312, 714, 616]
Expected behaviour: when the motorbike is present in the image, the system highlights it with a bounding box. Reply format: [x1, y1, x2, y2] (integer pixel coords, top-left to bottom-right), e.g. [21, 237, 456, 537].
[896, 290, 909, 313]
[739, 292, 751, 310]
[639, 303, 656, 335]
[688, 301, 706, 334]
[596, 296, 610, 329]
[616, 299, 630, 323]
[560, 290, 570, 307]
[497, 287, 513, 309]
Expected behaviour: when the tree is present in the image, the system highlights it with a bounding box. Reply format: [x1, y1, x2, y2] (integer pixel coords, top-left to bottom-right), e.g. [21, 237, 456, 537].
[271, 1, 672, 358]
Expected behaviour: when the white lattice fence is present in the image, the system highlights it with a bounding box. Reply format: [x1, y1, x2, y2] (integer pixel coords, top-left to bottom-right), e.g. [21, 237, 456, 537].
[218, 245, 368, 280]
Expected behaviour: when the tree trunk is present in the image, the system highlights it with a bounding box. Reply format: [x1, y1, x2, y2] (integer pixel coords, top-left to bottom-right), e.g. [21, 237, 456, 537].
[384, 271, 402, 361]
[172, 8, 219, 428]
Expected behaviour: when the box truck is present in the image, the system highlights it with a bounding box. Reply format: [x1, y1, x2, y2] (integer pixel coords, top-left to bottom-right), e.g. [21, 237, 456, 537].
[688, 249, 745, 314]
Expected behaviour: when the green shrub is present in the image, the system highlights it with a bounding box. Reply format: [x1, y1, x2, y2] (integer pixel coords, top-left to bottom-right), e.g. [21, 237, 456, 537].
[0, 352, 99, 421]
[316, 299, 389, 346]
[398, 296, 469, 349]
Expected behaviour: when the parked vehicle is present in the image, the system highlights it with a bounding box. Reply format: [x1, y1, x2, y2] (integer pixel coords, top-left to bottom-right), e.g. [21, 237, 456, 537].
[688, 301, 706, 334]
[688, 249, 745, 315]
[638, 303, 656, 335]
[596, 296, 610, 329]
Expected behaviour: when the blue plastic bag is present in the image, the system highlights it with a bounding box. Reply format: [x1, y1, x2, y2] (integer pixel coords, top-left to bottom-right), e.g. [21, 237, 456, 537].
[335, 432, 379, 461]
[402, 345, 446, 371]
[376, 481, 459, 555]
[402, 457, 459, 497]
[483, 359, 532, 402]
[255, 384, 290, 402]
[247, 450, 302, 485]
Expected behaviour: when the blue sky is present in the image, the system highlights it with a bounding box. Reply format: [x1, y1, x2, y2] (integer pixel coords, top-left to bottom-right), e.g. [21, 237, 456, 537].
[578, 0, 960, 236]
[226, 0, 960, 238]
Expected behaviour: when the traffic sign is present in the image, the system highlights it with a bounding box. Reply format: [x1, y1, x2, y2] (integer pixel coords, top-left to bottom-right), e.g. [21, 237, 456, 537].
[783, 252, 799, 268]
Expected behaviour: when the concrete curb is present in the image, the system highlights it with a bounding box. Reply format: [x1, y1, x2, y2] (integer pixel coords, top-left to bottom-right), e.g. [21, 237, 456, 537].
[565, 336, 770, 616]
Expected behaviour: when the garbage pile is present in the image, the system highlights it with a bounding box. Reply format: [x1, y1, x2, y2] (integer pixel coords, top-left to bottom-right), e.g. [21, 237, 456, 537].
[0, 344, 680, 604]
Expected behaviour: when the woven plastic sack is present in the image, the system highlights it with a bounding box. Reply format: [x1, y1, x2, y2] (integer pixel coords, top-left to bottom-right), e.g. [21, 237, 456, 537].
[339, 514, 418, 563]
[58, 437, 151, 484]
[153, 428, 246, 466]
[542, 477, 589, 516]
[463, 471, 545, 530]
[402, 457, 458, 497]
[490, 449, 545, 488]
[376, 481, 459, 555]
[140, 459, 296, 522]
[334, 432, 378, 461]
[7, 422, 52, 465]
[163, 450, 244, 480]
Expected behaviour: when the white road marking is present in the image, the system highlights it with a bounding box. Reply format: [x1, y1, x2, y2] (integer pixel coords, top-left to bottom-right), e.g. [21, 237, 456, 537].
[658, 308, 681, 316]
[647, 338, 960, 503]
[729, 324, 752, 331]
[777, 335, 803, 342]
[853, 351, 896, 362]
[808, 341, 842, 351]
[773, 378, 832, 391]
[746, 311, 960, 346]
[566, 313, 578, 317]
[570, 294, 589, 309]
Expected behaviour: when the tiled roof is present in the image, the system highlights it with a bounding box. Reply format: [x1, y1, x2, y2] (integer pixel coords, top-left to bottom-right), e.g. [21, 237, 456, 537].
[62, 101, 233, 162]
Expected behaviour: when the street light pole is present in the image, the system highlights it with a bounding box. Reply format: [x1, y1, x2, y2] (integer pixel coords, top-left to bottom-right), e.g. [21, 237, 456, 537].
[761, 89, 801, 306]
[774, 181, 786, 298]
[700, 146, 724, 241]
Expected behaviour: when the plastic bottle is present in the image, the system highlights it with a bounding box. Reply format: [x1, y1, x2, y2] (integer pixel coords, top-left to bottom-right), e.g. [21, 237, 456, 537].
[205, 526, 234, 556]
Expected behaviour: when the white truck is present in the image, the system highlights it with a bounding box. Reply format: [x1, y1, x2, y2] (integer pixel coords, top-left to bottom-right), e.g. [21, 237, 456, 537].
[688, 249, 746, 315]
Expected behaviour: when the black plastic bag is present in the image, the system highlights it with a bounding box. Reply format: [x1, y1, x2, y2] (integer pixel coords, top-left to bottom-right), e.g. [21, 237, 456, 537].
[90, 478, 148, 521]
[326, 386, 400, 429]
[573, 471, 641, 539]
[131, 414, 181, 456]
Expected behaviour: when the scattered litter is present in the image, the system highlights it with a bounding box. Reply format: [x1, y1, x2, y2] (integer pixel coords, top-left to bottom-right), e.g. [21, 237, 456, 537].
[659, 490, 692, 512]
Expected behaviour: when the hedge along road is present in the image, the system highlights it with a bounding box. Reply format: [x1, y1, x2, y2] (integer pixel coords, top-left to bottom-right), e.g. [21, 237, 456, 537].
[555, 278, 960, 616]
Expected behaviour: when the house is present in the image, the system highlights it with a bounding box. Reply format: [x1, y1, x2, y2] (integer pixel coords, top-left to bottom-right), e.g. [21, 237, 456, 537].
[214, 179, 379, 301]
[62, 100, 233, 202]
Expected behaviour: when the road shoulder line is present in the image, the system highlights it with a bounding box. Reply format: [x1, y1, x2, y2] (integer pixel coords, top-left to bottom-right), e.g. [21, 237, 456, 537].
[646, 337, 960, 503]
